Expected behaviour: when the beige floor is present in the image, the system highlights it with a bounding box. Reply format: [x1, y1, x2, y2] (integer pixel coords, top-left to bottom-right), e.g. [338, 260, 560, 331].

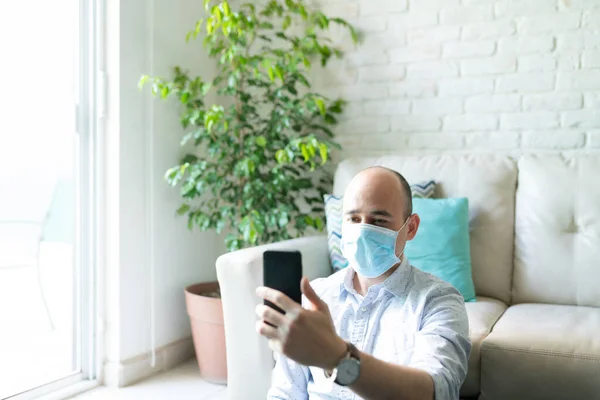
[73, 360, 228, 400]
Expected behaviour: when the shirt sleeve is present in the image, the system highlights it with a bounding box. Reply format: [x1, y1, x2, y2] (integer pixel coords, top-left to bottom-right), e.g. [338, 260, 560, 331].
[268, 277, 328, 399]
[267, 351, 311, 400]
[408, 284, 472, 400]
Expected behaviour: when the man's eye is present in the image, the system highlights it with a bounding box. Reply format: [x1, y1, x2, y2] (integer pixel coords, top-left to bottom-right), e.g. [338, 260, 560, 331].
[374, 219, 387, 224]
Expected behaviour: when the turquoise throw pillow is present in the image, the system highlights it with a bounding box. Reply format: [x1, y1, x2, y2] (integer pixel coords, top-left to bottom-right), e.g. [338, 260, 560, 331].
[405, 198, 476, 302]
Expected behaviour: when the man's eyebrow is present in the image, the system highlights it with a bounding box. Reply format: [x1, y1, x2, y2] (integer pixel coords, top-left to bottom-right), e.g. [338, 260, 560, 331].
[344, 209, 393, 218]
[370, 210, 393, 217]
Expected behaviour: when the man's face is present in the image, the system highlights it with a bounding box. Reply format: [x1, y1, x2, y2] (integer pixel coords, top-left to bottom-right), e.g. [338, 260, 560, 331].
[342, 169, 420, 257]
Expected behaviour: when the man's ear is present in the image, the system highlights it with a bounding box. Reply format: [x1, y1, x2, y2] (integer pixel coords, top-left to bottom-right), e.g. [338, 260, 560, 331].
[406, 214, 420, 241]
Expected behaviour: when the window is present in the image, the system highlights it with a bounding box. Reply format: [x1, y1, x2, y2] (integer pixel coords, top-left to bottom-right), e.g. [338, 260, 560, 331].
[0, 0, 99, 398]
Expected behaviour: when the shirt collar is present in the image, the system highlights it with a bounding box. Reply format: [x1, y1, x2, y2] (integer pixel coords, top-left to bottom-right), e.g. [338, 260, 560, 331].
[340, 256, 412, 298]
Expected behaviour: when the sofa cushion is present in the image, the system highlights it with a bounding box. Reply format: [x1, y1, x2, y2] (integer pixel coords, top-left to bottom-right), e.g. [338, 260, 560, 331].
[480, 303, 600, 400]
[514, 155, 600, 307]
[460, 296, 507, 398]
[333, 155, 517, 304]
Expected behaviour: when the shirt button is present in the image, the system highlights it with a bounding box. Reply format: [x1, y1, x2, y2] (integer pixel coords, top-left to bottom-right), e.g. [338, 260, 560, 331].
[362, 307, 367, 312]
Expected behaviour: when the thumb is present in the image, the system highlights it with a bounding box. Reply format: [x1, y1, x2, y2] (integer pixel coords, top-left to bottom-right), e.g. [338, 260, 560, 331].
[301, 277, 326, 311]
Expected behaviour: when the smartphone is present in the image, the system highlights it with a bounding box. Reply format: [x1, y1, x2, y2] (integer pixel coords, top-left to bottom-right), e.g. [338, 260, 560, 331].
[263, 250, 303, 316]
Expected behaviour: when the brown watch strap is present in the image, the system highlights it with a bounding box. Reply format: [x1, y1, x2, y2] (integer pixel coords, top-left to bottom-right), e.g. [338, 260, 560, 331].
[347, 342, 360, 361]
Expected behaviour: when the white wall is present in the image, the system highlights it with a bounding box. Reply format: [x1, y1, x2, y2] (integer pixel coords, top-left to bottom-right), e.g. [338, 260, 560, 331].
[312, 0, 600, 158]
[103, 0, 225, 380]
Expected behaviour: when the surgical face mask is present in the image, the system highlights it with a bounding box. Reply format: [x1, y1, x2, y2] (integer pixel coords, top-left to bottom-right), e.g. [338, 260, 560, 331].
[340, 218, 410, 279]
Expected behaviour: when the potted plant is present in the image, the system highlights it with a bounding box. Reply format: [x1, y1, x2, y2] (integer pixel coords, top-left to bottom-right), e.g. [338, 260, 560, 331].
[140, 0, 357, 384]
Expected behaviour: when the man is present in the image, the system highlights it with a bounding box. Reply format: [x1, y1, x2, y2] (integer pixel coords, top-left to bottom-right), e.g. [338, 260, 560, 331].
[256, 167, 471, 400]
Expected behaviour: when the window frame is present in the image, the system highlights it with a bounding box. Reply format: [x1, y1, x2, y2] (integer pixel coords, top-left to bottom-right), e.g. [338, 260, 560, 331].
[7, 0, 102, 398]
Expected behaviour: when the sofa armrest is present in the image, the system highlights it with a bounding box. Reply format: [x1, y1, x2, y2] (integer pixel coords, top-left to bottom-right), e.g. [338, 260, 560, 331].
[216, 236, 330, 400]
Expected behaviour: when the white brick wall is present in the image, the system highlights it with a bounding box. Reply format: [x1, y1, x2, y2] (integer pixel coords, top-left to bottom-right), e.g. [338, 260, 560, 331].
[314, 0, 600, 155]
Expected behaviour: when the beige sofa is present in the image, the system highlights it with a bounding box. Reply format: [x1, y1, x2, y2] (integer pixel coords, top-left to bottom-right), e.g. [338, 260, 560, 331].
[216, 154, 600, 400]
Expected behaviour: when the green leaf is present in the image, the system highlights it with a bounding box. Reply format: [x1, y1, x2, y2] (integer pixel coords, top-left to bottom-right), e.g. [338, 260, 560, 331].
[164, 166, 179, 183]
[138, 75, 150, 89]
[275, 149, 287, 163]
[329, 99, 344, 113]
[215, 218, 226, 233]
[350, 27, 359, 44]
[278, 212, 289, 228]
[180, 132, 193, 145]
[314, 217, 323, 231]
[181, 154, 198, 164]
[213, 6, 222, 23]
[287, 84, 297, 95]
[256, 136, 267, 147]
[283, 15, 291, 30]
[242, 3, 255, 13]
[177, 204, 190, 215]
[305, 142, 315, 157]
[222, 1, 230, 16]
[275, 65, 284, 82]
[331, 17, 359, 43]
[246, 158, 256, 175]
[249, 228, 258, 243]
[181, 92, 190, 103]
[204, 0, 210, 10]
[228, 74, 237, 88]
[268, 67, 275, 81]
[317, 13, 329, 29]
[315, 98, 326, 116]
[160, 85, 170, 99]
[286, 148, 295, 162]
[297, 74, 311, 88]
[300, 143, 310, 161]
[181, 180, 196, 197]
[319, 143, 328, 164]
[299, 4, 307, 19]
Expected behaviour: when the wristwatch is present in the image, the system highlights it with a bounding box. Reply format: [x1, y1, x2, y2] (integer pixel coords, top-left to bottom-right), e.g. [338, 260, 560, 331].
[325, 342, 361, 386]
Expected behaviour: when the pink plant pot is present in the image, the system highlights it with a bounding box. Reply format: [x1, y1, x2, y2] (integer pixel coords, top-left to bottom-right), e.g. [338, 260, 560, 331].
[185, 282, 227, 384]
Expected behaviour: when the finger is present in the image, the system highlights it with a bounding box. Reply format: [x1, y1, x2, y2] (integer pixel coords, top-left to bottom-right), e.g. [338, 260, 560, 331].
[268, 339, 283, 354]
[301, 277, 327, 311]
[256, 320, 279, 339]
[256, 286, 298, 313]
[255, 304, 287, 327]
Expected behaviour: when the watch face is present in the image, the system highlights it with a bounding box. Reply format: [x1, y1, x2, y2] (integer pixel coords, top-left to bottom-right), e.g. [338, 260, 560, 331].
[336, 358, 360, 386]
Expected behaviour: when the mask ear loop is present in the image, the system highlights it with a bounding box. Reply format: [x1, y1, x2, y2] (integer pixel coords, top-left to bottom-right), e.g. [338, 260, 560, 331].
[395, 214, 413, 260]
[397, 214, 412, 234]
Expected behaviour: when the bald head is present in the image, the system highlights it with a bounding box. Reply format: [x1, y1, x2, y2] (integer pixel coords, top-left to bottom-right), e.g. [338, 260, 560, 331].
[344, 167, 412, 220]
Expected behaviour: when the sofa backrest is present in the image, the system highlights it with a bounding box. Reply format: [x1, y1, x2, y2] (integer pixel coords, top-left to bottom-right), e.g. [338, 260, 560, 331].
[513, 155, 600, 308]
[334, 154, 517, 305]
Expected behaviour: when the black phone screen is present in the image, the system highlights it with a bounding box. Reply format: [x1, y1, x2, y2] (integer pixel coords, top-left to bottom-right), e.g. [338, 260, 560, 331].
[263, 250, 303, 315]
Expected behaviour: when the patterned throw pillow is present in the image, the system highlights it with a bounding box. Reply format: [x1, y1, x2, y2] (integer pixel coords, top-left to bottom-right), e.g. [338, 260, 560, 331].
[324, 180, 436, 273]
